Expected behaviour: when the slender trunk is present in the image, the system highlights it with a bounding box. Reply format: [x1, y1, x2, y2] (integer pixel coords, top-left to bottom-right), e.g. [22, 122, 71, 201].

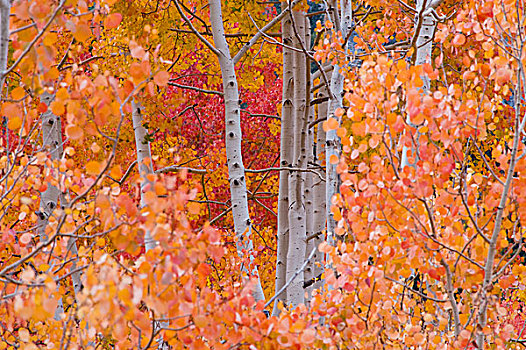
[311, 70, 330, 291]
[209, 0, 265, 302]
[400, 0, 437, 169]
[272, 5, 294, 316]
[325, 0, 352, 240]
[285, 9, 307, 308]
[132, 100, 170, 349]
[37, 93, 64, 243]
[60, 193, 82, 296]
[37, 92, 67, 320]
[131, 100, 155, 252]
[304, 18, 315, 301]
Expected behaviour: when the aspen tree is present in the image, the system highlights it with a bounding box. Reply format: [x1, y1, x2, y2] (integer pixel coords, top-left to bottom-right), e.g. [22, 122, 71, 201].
[310, 72, 331, 292]
[131, 100, 155, 252]
[209, 0, 266, 302]
[303, 19, 315, 301]
[325, 0, 352, 239]
[285, 9, 308, 307]
[273, 3, 294, 316]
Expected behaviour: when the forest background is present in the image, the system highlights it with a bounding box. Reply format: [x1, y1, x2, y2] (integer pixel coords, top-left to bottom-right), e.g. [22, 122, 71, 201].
[0, 0, 525, 348]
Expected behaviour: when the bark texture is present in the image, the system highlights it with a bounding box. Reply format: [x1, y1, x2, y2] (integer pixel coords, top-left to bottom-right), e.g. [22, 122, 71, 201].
[400, 0, 437, 169]
[37, 93, 64, 243]
[285, 9, 307, 308]
[304, 18, 315, 301]
[131, 100, 156, 252]
[272, 6, 294, 316]
[311, 73, 330, 292]
[38, 92, 80, 320]
[209, 0, 265, 302]
[325, 0, 352, 239]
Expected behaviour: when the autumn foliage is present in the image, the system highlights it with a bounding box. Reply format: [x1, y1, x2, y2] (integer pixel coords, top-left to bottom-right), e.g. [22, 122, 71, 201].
[1, 0, 526, 349]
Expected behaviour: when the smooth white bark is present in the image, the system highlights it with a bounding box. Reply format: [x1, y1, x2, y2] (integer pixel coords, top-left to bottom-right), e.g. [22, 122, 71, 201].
[38, 93, 72, 320]
[400, 0, 437, 169]
[38, 93, 64, 243]
[311, 73, 330, 292]
[131, 100, 156, 252]
[272, 6, 294, 316]
[285, 10, 307, 308]
[209, 0, 265, 302]
[304, 19, 315, 301]
[325, 0, 352, 239]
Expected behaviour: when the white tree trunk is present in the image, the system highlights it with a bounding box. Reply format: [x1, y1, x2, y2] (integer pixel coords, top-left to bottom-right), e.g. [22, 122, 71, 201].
[131, 100, 156, 252]
[325, 0, 352, 240]
[310, 71, 331, 292]
[209, 0, 265, 302]
[37, 93, 75, 320]
[37, 93, 63, 243]
[304, 18, 315, 301]
[272, 5, 294, 316]
[400, 0, 437, 169]
[285, 10, 307, 308]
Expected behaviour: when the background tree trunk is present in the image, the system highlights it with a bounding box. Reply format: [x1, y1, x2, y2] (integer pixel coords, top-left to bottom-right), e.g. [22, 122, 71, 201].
[310, 71, 330, 292]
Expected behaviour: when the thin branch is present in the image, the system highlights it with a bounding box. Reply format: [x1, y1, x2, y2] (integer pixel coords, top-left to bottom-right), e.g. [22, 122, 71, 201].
[233, 0, 302, 64]
[173, 0, 220, 56]
[2, 0, 65, 79]
[155, 165, 208, 174]
[168, 81, 223, 95]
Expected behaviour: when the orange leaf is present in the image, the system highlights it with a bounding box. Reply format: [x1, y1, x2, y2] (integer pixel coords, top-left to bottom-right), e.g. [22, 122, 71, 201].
[50, 101, 65, 115]
[73, 22, 91, 42]
[154, 70, 170, 86]
[452, 34, 466, 47]
[11, 86, 25, 100]
[327, 118, 340, 130]
[65, 125, 84, 140]
[496, 67, 512, 85]
[86, 160, 102, 175]
[329, 154, 339, 164]
[104, 13, 122, 29]
[300, 329, 316, 344]
[7, 116, 22, 130]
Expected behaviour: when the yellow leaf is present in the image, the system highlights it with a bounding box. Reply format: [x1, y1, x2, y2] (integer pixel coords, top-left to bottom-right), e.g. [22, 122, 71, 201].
[43, 32, 58, 46]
